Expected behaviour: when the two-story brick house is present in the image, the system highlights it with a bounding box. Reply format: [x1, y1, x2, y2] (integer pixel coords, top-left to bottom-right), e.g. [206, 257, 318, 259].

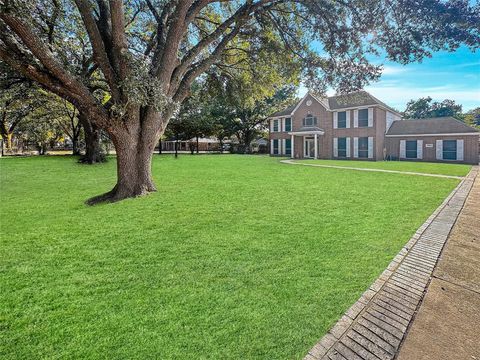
[269, 91, 479, 164]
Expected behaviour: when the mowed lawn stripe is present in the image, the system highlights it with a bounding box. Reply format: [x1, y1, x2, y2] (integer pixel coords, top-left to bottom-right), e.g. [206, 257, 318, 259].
[0, 155, 459, 359]
[292, 159, 471, 177]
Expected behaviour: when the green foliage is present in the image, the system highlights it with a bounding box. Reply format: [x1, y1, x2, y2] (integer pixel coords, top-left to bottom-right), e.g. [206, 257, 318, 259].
[463, 107, 480, 129]
[404, 97, 463, 120]
[0, 155, 460, 359]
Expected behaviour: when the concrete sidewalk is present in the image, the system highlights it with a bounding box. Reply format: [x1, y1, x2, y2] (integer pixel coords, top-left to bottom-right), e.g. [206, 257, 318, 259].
[397, 173, 480, 360]
[303, 166, 478, 360]
[281, 159, 465, 180]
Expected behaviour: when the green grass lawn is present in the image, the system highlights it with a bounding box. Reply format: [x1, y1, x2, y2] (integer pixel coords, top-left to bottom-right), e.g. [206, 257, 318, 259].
[293, 159, 472, 177]
[0, 155, 461, 359]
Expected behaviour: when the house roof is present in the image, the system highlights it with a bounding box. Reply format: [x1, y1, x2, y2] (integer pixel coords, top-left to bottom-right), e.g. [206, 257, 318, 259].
[386, 117, 479, 136]
[269, 90, 402, 118]
[269, 101, 301, 117]
[328, 91, 377, 110]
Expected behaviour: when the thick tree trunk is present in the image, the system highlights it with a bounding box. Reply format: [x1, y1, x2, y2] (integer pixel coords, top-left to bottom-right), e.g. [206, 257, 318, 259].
[86, 110, 161, 205]
[79, 112, 104, 164]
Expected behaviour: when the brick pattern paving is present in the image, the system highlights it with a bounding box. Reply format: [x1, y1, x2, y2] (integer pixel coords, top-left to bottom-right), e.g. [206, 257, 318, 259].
[305, 166, 478, 360]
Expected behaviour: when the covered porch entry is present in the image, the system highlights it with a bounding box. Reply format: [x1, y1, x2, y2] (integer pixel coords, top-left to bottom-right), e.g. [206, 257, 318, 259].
[288, 127, 325, 159]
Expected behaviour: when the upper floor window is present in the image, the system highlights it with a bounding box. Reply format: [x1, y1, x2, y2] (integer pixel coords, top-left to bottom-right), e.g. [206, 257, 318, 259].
[338, 112, 347, 128]
[358, 137, 369, 158]
[358, 109, 369, 127]
[285, 118, 292, 132]
[273, 119, 279, 132]
[303, 115, 318, 127]
[406, 140, 417, 159]
[443, 140, 457, 160]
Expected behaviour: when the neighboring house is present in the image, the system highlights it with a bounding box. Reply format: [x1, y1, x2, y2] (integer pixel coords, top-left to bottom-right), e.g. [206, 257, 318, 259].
[268, 91, 479, 164]
[251, 137, 269, 153]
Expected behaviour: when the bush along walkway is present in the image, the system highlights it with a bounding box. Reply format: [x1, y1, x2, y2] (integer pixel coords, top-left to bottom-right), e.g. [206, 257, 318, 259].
[304, 166, 479, 360]
[281, 159, 466, 179]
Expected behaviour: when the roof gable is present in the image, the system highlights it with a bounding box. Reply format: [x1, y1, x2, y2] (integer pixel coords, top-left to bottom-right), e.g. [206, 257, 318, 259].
[269, 92, 328, 118]
[269, 90, 402, 118]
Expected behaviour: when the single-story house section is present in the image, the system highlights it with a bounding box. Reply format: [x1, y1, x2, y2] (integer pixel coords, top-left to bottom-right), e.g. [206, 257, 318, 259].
[385, 117, 479, 164]
[268, 91, 479, 164]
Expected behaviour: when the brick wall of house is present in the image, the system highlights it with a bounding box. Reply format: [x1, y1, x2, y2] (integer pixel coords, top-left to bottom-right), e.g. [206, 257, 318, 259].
[385, 135, 479, 164]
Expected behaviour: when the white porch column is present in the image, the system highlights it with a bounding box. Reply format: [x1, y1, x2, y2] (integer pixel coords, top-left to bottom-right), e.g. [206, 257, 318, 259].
[291, 135, 295, 159]
[314, 133, 318, 159]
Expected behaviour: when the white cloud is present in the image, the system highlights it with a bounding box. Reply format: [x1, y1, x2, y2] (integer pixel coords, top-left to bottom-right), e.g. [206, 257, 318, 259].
[381, 65, 408, 75]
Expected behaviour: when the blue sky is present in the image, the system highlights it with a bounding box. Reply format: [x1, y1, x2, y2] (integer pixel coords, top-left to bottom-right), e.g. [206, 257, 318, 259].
[299, 46, 480, 112]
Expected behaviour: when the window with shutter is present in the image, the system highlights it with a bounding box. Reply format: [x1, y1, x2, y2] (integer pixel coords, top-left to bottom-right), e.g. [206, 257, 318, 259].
[406, 140, 417, 159]
[358, 109, 369, 127]
[358, 137, 368, 158]
[443, 140, 457, 160]
[338, 137, 347, 157]
[285, 139, 292, 156]
[303, 115, 317, 126]
[273, 139, 279, 155]
[273, 119, 279, 132]
[337, 112, 347, 128]
[285, 118, 292, 132]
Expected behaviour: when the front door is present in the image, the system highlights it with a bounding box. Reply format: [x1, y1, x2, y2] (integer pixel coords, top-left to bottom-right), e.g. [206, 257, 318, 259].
[304, 138, 315, 158]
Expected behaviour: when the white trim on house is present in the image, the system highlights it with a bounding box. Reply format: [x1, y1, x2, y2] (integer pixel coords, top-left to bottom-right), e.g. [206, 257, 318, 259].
[436, 140, 443, 160]
[368, 137, 374, 159]
[353, 137, 359, 158]
[400, 140, 406, 158]
[291, 93, 311, 115]
[386, 133, 479, 137]
[346, 111, 351, 128]
[368, 108, 373, 127]
[330, 104, 402, 117]
[346, 137, 351, 158]
[457, 140, 464, 161]
[333, 137, 338, 157]
[291, 135, 295, 159]
[288, 130, 325, 136]
[353, 110, 358, 128]
[417, 140, 423, 159]
[333, 112, 338, 129]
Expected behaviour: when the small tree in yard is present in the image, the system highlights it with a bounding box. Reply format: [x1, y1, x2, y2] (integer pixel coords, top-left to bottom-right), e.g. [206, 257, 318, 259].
[1, 1, 479, 204]
[173, 82, 216, 154]
[215, 84, 298, 153]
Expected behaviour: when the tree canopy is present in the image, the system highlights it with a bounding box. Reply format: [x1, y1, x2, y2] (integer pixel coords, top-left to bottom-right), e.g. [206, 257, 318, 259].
[1, 0, 479, 203]
[404, 97, 464, 120]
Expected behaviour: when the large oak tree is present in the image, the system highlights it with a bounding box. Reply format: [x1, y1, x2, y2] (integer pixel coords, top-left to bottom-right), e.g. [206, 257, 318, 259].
[1, 0, 479, 203]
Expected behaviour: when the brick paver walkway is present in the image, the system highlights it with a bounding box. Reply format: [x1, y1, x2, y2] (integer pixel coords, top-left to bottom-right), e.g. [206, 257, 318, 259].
[396, 169, 480, 360]
[304, 166, 478, 360]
